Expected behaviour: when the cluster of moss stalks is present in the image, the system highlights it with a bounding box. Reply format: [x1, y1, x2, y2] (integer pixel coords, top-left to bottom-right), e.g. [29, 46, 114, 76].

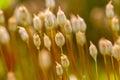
[0, 0, 120, 80]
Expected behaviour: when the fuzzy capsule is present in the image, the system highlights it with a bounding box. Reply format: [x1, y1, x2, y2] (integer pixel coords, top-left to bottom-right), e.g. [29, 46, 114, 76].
[70, 15, 80, 33]
[106, 1, 114, 19]
[111, 16, 119, 32]
[69, 74, 78, 80]
[53, 14, 58, 28]
[38, 49, 51, 70]
[44, 34, 51, 51]
[0, 26, 10, 44]
[112, 44, 120, 61]
[44, 9, 55, 30]
[18, 27, 29, 41]
[33, 14, 42, 31]
[33, 33, 41, 50]
[0, 10, 5, 25]
[14, 5, 32, 25]
[56, 62, 63, 76]
[7, 72, 16, 80]
[45, 0, 55, 9]
[89, 41, 98, 61]
[115, 37, 120, 46]
[57, 7, 67, 26]
[55, 32, 65, 48]
[99, 38, 112, 55]
[105, 39, 112, 55]
[61, 54, 70, 68]
[8, 17, 17, 32]
[64, 20, 72, 34]
[17, 6, 27, 19]
[77, 15, 87, 32]
[76, 31, 86, 46]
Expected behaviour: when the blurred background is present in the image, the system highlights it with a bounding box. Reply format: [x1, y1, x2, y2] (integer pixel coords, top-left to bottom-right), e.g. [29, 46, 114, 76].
[0, 0, 120, 80]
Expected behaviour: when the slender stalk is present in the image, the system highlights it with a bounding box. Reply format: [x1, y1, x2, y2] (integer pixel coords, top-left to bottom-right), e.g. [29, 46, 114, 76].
[7, 44, 13, 71]
[59, 76, 62, 80]
[103, 55, 110, 80]
[44, 71, 50, 80]
[38, 30, 44, 48]
[66, 34, 79, 78]
[50, 29, 58, 80]
[109, 19, 115, 42]
[2, 43, 14, 71]
[95, 60, 98, 80]
[108, 12, 118, 80]
[26, 40, 41, 80]
[0, 47, 8, 72]
[60, 47, 63, 54]
[110, 56, 116, 80]
[109, 19, 118, 41]
[118, 60, 120, 79]
[10, 32, 26, 80]
[50, 29, 59, 61]
[65, 68, 69, 80]
[85, 43, 93, 80]
[80, 46, 86, 77]
[77, 43, 85, 78]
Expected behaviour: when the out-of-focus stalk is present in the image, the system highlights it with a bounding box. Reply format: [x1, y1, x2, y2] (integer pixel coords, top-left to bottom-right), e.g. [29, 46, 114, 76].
[89, 41, 98, 79]
[99, 39, 112, 80]
[64, 19, 79, 78]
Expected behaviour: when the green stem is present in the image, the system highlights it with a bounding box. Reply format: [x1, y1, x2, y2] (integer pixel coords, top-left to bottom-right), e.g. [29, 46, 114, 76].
[50, 29, 59, 61]
[85, 43, 93, 80]
[66, 34, 79, 78]
[65, 68, 69, 80]
[103, 55, 110, 80]
[95, 60, 98, 80]
[26, 40, 41, 80]
[111, 56, 116, 80]
[60, 47, 63, 54]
